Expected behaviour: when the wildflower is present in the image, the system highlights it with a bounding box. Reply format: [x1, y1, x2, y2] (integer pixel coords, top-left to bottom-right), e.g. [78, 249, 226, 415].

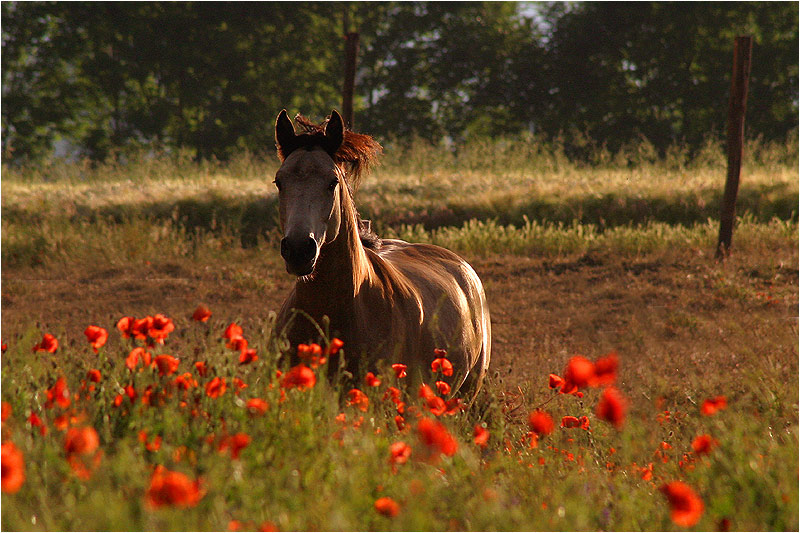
[691, 434, 719, 455]
[394, 415, 406, 431]
[223, 323, 243, 340]
[86, 369, 102, 383]
[297, 343, 326, 368]
[1, 341, 7, 354]
[596, 387, 627, 429]
[280, 364, 316, 390]
[384, 386, 401, 404]
[435, 381, 451, 396]
[431, 356, 454, 377]
[473, 424, 489, 448]
[548, 373, 565, 389]
[374, 497, 400, 517]
[325, 337, 344, 355]
[126, 347, 151, 371]
[1, 402, 10, 422]
[32, 333, 58, 353]
[636, 462, 654, 481]
[45, 377, 71, 409]
[194, 361, 208, 377]
[590, 351, 618, 386]
[562, 355, 594, 390]
[347, 389, 370, 412]
[659, 481, 704, 527]
[139, 431, 162, 452]
[148, 314, 175, 343]
[388, 441, 412, 466]
[205, 377, 227, 398]
[83, 326, 108, 353]
[1, 441, 25, 493]
[116, 316, 135, 338]
[132, 316, 154, 340]
[219, 433, 251, 459]
[365, 372, 381, 387]
[416, 418, 457, 457]
[27, 413, 47, 436]
[154, 354, 180, 376]
[192, 305, 212, 322]
[700, 396, 727, 416]
[64, 426, 99, 456]
[391, 364, 407, 378]
[173, 373, 198, 390]
[561, 416, 581, 428]
[228, 336, 248, 355]
[145, 465, 204, 508]
[246, 398, 269, 415]
[528, 410, 554, 436]
[239, 348, 258, 365]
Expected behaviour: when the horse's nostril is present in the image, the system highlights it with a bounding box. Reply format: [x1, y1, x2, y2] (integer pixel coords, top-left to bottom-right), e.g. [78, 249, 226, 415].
[281, 236, 317, 265]
[280, 238, 291, 260]
[298, 237, 317, 262]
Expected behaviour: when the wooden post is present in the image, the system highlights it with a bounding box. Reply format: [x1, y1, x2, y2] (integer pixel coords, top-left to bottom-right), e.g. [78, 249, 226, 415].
[342, 31, 359, 129]
[716, 35, 753, 259]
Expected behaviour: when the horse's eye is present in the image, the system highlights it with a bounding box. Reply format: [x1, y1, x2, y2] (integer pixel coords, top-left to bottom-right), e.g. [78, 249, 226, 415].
[274, 179, 282, 192]
[328, 179, 338, 192]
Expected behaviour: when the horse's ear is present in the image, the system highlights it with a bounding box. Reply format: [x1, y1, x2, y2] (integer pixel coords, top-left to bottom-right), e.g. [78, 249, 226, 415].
[324, 110, 344, 157]
[275, 109, 296, 160]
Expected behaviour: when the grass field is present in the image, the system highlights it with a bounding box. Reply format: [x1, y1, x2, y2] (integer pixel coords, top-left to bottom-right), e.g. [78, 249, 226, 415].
[1, 136, 798, 530]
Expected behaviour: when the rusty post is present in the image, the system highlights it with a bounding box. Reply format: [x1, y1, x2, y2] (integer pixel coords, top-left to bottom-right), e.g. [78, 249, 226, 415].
[716, 35, 753, 259]
[342, 31, 359, 129]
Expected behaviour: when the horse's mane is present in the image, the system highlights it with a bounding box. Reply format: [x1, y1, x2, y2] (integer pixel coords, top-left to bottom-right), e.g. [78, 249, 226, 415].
[288, 114, 382, 192]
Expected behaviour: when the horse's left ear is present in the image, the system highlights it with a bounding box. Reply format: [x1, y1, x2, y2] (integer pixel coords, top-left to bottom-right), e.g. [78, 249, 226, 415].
[324, 110, 344, 156]
[275, 109, 297, 160]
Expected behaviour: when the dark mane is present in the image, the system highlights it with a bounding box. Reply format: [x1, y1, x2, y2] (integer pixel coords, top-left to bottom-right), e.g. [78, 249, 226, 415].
[278, 114, 383, 192]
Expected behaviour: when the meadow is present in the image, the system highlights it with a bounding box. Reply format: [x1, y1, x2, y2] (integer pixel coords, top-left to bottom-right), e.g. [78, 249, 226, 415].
[1, 135, 798, 531]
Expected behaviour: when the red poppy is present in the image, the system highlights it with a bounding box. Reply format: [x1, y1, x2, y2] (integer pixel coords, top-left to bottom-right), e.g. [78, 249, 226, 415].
[528, 410, 554, 436]
[86, 369, 102, 383]
[297, 343, 326, 368]
[548, 373, 565, 389]
[425, 395, 447, 416]
[1, 441, 25, 493]
[116, 316, 135, 338]
[32, 333, 58, 354]
[231, 377, 248, 395]
[325, 337, 344, 355]
[596, 387, 628, 429]
[154, 354, 180, 376]
[1, 341, 7, 354]
[435, 381, 451, 396]
[364, 372, 381, 387]
[148, 314, 175, 343]
[205, 377, 227, 398]
[45, 377, 71, 409]
[194, 361, 208, 377]
[27, 413, 47, 436]
[431, 357, 454, 377]
[222, 323, 243, 340]
[691, 434, 719, 455]
[219, 433, 251, 459]
[258, 522, 278, 532]
[280, 364, 316, 390]
[394, 415, 406, 431]
[700, 396, 727, 416]
[659, 481, 704, 527]
[83, 326, 108, 353]
[416, 418, 457, 457]
[561, 416, 581, 428]
[227, 335, 248, 354]
[145, 465, 204, 508]
[347, 389, 370, 412]
[64, 426, 99, 456]
[562, 356, 594, 391]
[444, 398, 465, 416]
[1, 402, 9, 422]
[384, 386, 401, 404]
[388, 441, 412, 466]
[473, 424, 489, 448]
[132, 317, 154, 340]
[374, 496, 400, 517]
[139, 431, 162, 452]
[239, 348, 258, 365]
[173, 373, 198, 390]
[637, 462, 654, 481]
[590, 351, 618, 386]
[391, 364, 407, 379]
[192, 305, 212, 322]
[126, 347, 149, 371]
[246, 398, 269, 415]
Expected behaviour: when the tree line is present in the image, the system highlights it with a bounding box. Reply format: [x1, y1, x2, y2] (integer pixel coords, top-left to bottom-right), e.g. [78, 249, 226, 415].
[2, 1, 797, 163]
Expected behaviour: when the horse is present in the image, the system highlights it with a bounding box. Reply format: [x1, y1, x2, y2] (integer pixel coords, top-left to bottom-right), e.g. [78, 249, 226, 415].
[272, 109, 491, 398]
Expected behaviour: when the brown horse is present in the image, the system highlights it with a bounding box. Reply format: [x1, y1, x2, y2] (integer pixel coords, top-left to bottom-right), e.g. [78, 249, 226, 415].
[273, 109, 490, 397]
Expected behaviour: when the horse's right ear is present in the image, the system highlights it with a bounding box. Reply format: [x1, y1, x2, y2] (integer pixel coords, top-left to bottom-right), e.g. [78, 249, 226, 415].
[275, 109, 296, 160]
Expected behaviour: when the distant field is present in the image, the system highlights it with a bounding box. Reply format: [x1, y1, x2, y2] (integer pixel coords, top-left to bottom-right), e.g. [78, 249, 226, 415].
[1, 138, 797, 530]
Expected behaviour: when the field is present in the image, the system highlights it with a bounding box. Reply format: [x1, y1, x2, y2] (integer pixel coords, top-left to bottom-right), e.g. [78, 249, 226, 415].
[1, 136, 798, 530]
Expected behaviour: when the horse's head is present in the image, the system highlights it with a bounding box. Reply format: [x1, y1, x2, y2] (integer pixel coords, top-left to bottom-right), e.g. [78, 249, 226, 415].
[273, 110, 346, 276]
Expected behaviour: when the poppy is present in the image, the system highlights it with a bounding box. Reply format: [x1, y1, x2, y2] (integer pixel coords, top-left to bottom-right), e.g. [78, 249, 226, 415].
[246, 398, 269, 415]
[232, 377, 248, 395]
[222, 323, 243, 340]
[561, 416, 581, 428]
[219, 433, 251, 459]
[391, 364, 407, 379]
[116, 316, 135, 338]
[1, 441, 25, 493]
[86, 369, 102, 383]
[388, 441, 412, 466]
[431, 357, 454, 377]
[425, 395, 447, 416]
[374, 496, 400, 517]
[1, 341, 7, 354]
[192, 305, 212, 322]
[700, 396, 727, 416]
[205, 377, 227, 398]
[145, 465, 204, 508]
[364, 372, 381, 387]
[239, 348, 258, 365]
[435, 381, 451, 396]
[691, 434, 719, 455]
[637, 462, 654, 481]
[347, 389, 370, 412]
[416, 418, 457, 457]
[596, 387, 627, 429]
[126, 347, 149, 371]
[659, 481, 704, 527]
[154, 355, 180, 376]
[83, 326, 108, 353]
[258, 521, 279, 531]
[297, 343, 326, 368]
[548, 373, 565, 389]
[562, 356, 594, 390]
[325, 337, 344, 355]
[194, 361, 208, 377]
[590, 351, 618, 386]
[27, 413, 47, 436]
[280, 365, 316, 390]
[173, 373, 198, 390]
[45, 377, 71, 409]
[473, 424, 489, 448]
[528, 410, 554, 436]
[394, 415, 406, 431]
[132, 317, 154, 340]
[384, 386, 401, 404]
[228, 335, 248, 353]
[32, 333, 58, 354]
[149, 314, 175, 342]
[1, 402, 10, 422]
[139, 431, 162, 452]
[64, 426, 99, 456]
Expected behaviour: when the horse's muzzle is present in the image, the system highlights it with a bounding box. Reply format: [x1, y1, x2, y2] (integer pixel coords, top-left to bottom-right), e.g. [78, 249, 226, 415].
[280, 236, 317, 276]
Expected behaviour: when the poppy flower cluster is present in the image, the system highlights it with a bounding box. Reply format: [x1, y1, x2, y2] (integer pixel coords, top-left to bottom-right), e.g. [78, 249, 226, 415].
[659, 481, 704, 527]
[32, 333, 59, 353]
[222, 322, 258, 365]
[1, 441, 25, 493]
[145, 465, 204, 509]
[416, 417, 458, 459]
[117, 314, 175, 346]
[700, 395, 727, 416]
[83, 326, 108, 353]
